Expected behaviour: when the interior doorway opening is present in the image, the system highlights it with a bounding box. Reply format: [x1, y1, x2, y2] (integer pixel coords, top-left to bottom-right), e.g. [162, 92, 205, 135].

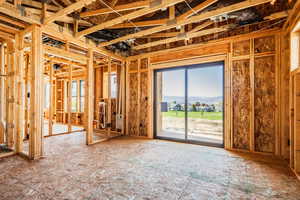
[154, 62, 224, 147]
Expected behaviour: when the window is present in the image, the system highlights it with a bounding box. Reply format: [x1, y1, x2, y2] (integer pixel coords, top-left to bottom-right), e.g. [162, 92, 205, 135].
[80, 80, 85, 112]
[71, 80, 77, 112]
[103, 72, 117, 98]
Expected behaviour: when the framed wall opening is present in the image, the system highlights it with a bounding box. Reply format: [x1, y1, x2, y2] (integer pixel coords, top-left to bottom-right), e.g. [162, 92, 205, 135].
[154, 61, 224, 147]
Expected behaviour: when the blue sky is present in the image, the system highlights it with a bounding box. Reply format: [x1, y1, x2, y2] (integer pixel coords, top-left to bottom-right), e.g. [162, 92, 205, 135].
[162, 63, 223, 97]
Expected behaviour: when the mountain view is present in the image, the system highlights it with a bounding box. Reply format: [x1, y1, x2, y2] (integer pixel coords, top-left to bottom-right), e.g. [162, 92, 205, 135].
[163, 96, 223, 104]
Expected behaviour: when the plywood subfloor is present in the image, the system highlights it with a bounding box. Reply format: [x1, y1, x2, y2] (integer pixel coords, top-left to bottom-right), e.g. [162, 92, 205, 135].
[0, 133, 299, 200]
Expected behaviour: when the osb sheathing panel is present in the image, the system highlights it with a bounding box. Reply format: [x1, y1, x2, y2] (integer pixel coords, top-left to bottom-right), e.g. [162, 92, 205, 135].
[129, 60, 138, 72]
[254, 36, 275, 53]
[233, 40, 250, 56]
[140, 58, 148, 70]
[232, 59, 251, 150]
[254, 55, 276, 153]
[139, 71, 149, 137]
[128, 73, 139, 136]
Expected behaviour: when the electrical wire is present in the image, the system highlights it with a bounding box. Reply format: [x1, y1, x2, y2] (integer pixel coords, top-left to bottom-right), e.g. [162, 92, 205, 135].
[183, 0, 198, 17]
[99, 0, 142, 46]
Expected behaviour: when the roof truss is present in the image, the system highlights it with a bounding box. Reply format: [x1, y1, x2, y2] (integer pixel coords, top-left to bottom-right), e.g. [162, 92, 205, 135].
[99, 0, 273, 47]
[75, 0, 186, 38]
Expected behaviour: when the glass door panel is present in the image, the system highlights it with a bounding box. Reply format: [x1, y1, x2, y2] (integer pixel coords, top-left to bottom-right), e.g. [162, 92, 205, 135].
[155, 69, 185, 139]
[187, 64, 224, 145]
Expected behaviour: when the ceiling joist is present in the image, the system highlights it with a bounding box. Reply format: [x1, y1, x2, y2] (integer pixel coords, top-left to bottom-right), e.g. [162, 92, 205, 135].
[99, 0, 273, 47]
[76, 0, 186, 38]
[134, 25, 229, 50]
[80, 0, 149, 18]
[43, 0, 96, 25]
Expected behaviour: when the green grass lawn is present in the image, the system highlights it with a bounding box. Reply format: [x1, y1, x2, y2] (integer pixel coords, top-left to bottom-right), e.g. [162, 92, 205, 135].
[162, 111, 223, 120]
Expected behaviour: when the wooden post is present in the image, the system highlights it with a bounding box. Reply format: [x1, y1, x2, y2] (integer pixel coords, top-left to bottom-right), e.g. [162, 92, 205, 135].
[29, 25, 44, 159]
[137, 59, 141, 136]
[107, 57, 111, 137]
[24, 54, 29, 140]
[121, 61, 126, 135]
[68, 64, 72, 133]
[250, 38, 255, 152]
[0, 44, 5, 143]
[15, 34, 25, 153]
[85, 49, 93, 145]
[6, 41, 15, 149]
[49, 62, 54, 136]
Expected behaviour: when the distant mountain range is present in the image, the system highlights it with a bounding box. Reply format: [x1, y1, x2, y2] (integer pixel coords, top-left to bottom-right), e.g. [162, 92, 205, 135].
[163, 96, 223, 104]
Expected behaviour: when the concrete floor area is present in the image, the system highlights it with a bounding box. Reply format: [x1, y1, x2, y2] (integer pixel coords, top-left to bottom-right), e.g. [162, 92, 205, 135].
[0, 133, 299, 200]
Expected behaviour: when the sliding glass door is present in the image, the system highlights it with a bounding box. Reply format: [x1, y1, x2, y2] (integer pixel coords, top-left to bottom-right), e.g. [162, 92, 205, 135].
[155, 69, 186, 139]
[154, 62, 224, 147]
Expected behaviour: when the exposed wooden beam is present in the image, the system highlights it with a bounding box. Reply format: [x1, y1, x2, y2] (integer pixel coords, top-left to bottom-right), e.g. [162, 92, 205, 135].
[0, 23, 20, 34]
[109, 19, 168, 29]
[85, 49, 93, 145]
[140, 31, 180, 38]
[41, 23, 124, 61]
[67, 64, 72, 132]
[189, 21, 213, 33]
[80, 0, 149, 18]
[99, 0, 273, 47]
[0, 14, 27, 28]
[177, 0, 218, 20]
[44, 55, 86, 67]
[26, 7, 92, 26]
[0, 2, 40, 24]
[29, 25, 44, 159]
[99, 0, 119, 23]
[133, 26, 229, 50]
[264, 10, 289, 20]
[22, 0, 59, 12]
[43, 45, 88, 64]
[76, 0, 186, 38]
[44, 0, 96, 25]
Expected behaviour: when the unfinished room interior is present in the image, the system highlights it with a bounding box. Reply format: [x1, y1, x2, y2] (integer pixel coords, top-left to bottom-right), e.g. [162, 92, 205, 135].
[1, 0, 300, 199]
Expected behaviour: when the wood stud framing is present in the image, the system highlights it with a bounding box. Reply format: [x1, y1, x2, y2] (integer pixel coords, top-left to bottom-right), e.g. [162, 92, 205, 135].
[0, 0, 297, 179]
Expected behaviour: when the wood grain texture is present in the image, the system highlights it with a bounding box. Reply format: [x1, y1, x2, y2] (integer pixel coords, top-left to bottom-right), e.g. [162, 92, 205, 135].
[129, 60, 138, 71]
[232, 59, 251, 150]
[140, 58, 148, 70]
[139, 71, 149, 137]
[128, 73, 139, 136]
[233, 40, 250, 56]
[254, 36, 275, 53]
[254, 55, 276, 153]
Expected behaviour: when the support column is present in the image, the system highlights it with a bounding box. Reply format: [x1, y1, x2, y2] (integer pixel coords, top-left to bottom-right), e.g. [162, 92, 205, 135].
[0, 45, 5, 143]
[85, 49, 93, 145]
[68, 64, 72, 133]
[29, 25, 44, 159]
[49, 62, 54, 136]
[15, 34, 25, 153]
[107, 57, 111, 137]
[6, 41, 15, 149]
